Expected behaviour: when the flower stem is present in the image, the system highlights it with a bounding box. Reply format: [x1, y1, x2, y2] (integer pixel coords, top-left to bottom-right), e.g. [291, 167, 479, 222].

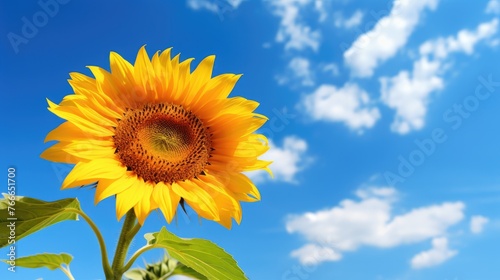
[60, 265, 75, 280]
[122, 244, 157, 273]
[65, 209, 112, 279]
[111, 210, 140, 280]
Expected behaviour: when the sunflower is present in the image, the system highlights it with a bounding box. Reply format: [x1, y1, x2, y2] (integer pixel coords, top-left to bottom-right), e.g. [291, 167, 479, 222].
[41, 46, 271, 228]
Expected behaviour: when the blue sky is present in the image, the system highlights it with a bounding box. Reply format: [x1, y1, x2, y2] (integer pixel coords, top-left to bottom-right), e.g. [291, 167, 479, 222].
[2, 0, 500, 279]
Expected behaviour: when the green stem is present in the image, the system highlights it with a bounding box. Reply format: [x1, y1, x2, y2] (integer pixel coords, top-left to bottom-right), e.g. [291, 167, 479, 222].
[111, 210, 140, 280]
[121, 245, 158, 273]
[128, 221, 142, 240]
[60, 265, 75, 280]
[65, 209, 112, 279]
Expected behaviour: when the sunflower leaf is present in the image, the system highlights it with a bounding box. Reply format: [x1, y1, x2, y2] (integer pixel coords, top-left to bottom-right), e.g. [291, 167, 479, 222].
[172, 262, 209, 280]
[144, 227, 247, 280]
[1, 252, 73, 270]
[0, 195, 80, 248]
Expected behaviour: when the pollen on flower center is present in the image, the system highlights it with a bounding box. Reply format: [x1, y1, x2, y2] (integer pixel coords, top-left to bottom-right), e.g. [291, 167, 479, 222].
[114, 103, 211, 184]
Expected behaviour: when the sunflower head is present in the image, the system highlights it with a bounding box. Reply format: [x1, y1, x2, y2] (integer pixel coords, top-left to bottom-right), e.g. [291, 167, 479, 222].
[42, 46, 271, 228]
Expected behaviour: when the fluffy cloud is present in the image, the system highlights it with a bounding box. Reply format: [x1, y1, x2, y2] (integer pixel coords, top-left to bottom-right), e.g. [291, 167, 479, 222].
[278, 57, 315, 86]
[381, 19, 499, 134]
[286, 187, 465, 266]
[344, 0, 440, 77]
[247, 136, 308, 183]
[289, 57, 314, 85]
[290, 244, 342, 265]
[410, 237, 458, 269]
[302, 83, 380, 132]
[314, 0, 327, 22]
[419, 19, 499, 58]
[187, 0, 243, 13]
[334, 10, 364, 29]
[486, 0, 500, 14]
[267, 0, 321, 51]
[380, 57, 443, 134]
[470, 215, 489, 234]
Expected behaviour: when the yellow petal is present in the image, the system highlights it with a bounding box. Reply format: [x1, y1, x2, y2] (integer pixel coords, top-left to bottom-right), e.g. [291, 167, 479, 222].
[44, 122, 84, 142]
[115, 179, 144, 220]
[198, 175, 242, 226]
[214, 172, 261, 202]
[47, 99, 115, 137]
[152, 182, 180, 223]
[87, 66, 129, 111]
[133, 46, 156, 100]
[40, 143, 81, 163]
[134, 182, 154, 224]
[217, 210, 234, 229]
[206, 73, 241, 100]
[210, 114, 267, 139]
[109, 51, 135, 84]
[166, 54, 181, 100]
[190, 74, 241, 116]
[47, 141, 114, 161]
[151, 51, 164, 98]
[62, 158, 125, 189]
[172, 180, 220, 221]
[173, 58, 194, 103]
[94, 173, 137, 204]
[186, 55, 215, 105]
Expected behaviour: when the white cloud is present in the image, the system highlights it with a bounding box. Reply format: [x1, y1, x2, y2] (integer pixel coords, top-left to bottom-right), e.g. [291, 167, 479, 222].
[314, 0, 327, 22]
[344, 0, 440, 77]
[281, 57, 315, 86]
[322, 63, 339, 76]
[486, 0, 500, 14]
[286, 187, 465, 265]
[381, 19, 499, 134]
[355, 187, 397, 200]
[410, 237, 457, 269]
[187, 0, 243, 13]
[227, 0, 243, 7]
[268, 0, 321, 51]
[290, 244, 342, 265]
[380, 57, 444, 134]
[420, 19, 499, 59]
[470, 215, 489, 234]
[334, 10, 364, 29]
[302, 83, 380, 132]
[247, 136, 308, 183]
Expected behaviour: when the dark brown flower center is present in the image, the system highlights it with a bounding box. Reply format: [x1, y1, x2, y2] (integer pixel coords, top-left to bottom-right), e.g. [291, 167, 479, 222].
[114, 103, 211, 184]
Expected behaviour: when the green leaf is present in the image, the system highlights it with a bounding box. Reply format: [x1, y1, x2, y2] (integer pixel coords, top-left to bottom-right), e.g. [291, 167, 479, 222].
[172, 262, 208, 280]
[145, 227, 247, 280]
[2, 252, 72, 270]
[0, 195, 80, 248]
